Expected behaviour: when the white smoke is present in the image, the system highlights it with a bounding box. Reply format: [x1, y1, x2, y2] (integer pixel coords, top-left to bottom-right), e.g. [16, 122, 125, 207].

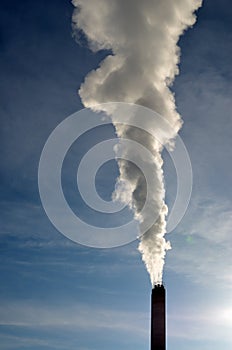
[72, 0, 202, 286]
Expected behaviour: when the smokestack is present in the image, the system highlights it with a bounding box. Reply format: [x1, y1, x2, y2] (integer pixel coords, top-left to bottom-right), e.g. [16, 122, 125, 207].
[151, 284, 166, 350]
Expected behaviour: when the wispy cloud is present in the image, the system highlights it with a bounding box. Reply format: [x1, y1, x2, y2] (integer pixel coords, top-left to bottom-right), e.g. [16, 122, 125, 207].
[168, 303, 232, 342]
[167, 197, 232, 287]
[0, 333, 79, 350]
[0, 300, 149, 337]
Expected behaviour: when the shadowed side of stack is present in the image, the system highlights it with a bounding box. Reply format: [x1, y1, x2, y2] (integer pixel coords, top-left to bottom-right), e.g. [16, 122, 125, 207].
[151, 285, 166, 350]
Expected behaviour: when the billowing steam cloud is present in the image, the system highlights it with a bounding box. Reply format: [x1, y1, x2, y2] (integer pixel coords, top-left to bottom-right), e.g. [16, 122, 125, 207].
[72, 0, 202, 286]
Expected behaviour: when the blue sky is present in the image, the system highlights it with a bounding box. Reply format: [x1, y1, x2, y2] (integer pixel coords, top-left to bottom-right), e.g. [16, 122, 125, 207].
[1, 0, 232, 349]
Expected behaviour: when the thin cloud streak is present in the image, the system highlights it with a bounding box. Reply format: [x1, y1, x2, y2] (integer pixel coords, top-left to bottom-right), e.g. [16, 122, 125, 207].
[168, 304, 232, 342]
[167, 197, 232, 287]
[0, 301, 149, 338]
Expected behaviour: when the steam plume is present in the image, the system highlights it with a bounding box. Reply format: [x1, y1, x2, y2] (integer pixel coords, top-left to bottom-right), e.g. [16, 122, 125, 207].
[72, 0, 202, 286]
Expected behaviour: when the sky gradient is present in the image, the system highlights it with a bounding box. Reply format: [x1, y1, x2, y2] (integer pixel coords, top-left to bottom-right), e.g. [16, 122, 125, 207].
[1, 0, 232, 349]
